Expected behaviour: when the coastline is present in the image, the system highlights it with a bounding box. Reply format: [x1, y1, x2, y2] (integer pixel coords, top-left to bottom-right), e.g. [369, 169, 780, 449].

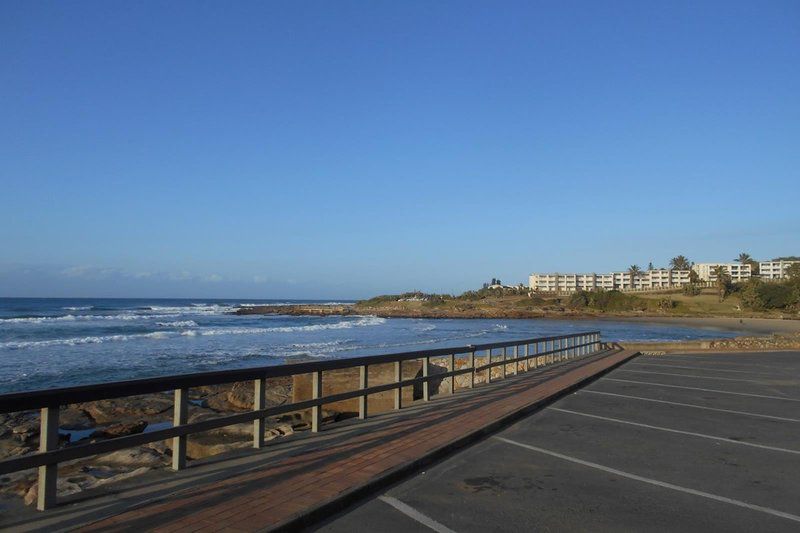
[233, 304, 800, 336]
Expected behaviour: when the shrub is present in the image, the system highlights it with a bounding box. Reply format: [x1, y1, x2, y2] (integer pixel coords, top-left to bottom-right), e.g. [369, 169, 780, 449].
[682, 284, 701, 296]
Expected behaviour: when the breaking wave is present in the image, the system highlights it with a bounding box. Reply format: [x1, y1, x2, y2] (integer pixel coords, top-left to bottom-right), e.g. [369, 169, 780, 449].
[1, 331, 174, 350]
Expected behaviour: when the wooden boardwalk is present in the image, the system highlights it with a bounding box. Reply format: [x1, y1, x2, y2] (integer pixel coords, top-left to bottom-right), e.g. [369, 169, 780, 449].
[9, 348, 637, 532]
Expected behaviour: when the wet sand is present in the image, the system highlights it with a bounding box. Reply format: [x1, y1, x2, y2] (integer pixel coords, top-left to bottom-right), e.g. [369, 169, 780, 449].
[613, 316, 800, 336]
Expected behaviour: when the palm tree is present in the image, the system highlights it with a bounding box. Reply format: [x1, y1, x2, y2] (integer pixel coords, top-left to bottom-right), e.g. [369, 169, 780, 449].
[735, 252, 759, 275]
[628, 264, 642, 290]
[712, 265, 730, 302]
[669, 255, 691, 270]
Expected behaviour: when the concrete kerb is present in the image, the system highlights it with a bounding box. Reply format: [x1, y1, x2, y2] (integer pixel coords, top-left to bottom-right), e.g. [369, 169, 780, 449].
[272, 348, 640, 532]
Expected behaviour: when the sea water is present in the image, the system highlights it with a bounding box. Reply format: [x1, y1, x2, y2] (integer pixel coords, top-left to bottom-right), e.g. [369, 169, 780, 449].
[0, 297, 737, 393]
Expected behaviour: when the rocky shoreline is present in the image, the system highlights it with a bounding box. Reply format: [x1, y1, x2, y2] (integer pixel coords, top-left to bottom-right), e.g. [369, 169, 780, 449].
[232, 303, 800, 322]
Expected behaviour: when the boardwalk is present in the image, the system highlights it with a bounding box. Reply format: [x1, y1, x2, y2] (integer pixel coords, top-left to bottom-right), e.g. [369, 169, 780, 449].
[4, 348, 635, 532]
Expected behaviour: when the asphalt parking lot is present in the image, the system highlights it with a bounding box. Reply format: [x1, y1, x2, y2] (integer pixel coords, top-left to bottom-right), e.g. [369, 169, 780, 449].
[315, 351, 800, 532]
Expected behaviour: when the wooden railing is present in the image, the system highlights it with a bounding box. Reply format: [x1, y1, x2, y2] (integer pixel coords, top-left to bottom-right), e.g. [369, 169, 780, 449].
[0, 331, 602, 510]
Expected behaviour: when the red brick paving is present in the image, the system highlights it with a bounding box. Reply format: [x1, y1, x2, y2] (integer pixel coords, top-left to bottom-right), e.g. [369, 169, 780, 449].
[81, 349, 637, 532]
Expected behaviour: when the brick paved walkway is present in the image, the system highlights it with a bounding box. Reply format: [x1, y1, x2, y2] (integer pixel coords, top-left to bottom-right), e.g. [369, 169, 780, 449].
[81, 348, 637, 532]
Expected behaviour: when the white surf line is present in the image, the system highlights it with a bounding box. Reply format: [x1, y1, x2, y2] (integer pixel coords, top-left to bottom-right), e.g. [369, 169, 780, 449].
[548, 407, 800, 455]
[578, 390, 800, 423]
[617, 368, 775, 384]
[492, 436, 800, 525]
[603, 378, 800, 402]
[378, 496, 459, 533]
[628, 362, 785, 377]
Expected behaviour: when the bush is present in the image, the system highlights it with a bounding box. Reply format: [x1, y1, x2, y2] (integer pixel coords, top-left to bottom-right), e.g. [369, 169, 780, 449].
[682, 284, 702, 296]
[758, 284, 795, 309]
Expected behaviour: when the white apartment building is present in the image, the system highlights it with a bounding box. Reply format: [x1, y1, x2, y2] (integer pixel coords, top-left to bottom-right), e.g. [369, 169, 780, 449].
[692, 263, 752, 283]
[759, 260, 800, 280]
[529, 269, 691, 293]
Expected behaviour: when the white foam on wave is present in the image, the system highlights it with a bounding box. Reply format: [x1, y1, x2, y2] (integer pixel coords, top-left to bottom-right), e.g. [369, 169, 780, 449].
[1, 313, 184, 324]
[148, 304, 231, 315]
[156, 320, 198, 328]
[62, 306, 93, 311]
[180, 316, 386, 337]
[1, 331, 175, 350]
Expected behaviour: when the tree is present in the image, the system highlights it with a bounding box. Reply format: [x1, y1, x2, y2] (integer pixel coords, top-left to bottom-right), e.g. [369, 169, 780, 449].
[669, 255, 691, 270]
[689, 269, 700, 284]
[786, 262, 800, 280]
[628, 265, 642, 289]
[735, 252, 759, 275]
[648, 262, 654, 271]
[712, 265, 731, 302]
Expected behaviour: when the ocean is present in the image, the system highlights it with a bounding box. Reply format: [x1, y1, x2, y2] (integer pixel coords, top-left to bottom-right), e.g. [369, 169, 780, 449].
[0, 297, 737, 394]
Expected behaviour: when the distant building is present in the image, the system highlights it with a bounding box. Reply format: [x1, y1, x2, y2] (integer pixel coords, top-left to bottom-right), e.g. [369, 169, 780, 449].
[692, 263, 751, 283]
[759, 260, 800, 280]
[528, 269, 691, 293]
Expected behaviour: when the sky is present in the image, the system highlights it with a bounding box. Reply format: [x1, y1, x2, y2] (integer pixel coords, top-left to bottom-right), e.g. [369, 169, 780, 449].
[1, 1, 799, 299]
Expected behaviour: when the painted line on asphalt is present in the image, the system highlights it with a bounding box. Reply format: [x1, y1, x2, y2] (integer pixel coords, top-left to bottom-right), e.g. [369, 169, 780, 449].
[378, 496, 458, 533]
[578, 390, 800, 423]
[628, 362, 785, 377]
[603, 378, 800, 402]
[616, 368, 776, 384]
[547, 407, 800, 455]
[492, 436, 800, 524]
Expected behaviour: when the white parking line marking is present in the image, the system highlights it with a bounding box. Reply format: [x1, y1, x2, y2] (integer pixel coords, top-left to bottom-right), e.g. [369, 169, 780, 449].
[492, 436, 800, 524]
[628, 362, 785, 377]
[378, 496, 458, 533]
[617, 369, 775, 384]
[547, 407, 800, 455]
[603, 378, 800, 402]
[578, 390, 800, 423]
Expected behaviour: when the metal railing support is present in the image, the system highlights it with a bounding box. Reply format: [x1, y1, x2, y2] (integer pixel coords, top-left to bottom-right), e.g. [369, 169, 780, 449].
[394, 361, 402, 409]
[502, 347, 507, 379]
[36, 406, 59, 511]
[311, 371, 322, 432]
[359, 365, 368, 419]
[422, 356, 430, 401]
[522, 344, 529, 372]
[253, 378, 266, 448]
[448, 353, 455, 394]
[172, 389, 187, 470]
[487, 349, 492, 383]
[468, 350, 475, 388]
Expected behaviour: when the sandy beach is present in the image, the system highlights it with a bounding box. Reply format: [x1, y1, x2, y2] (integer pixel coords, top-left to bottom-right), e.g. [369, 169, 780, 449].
[613, 316, 800, 336]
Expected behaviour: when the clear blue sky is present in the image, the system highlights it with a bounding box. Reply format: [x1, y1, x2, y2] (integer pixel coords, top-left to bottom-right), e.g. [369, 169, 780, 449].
[1, 1, 798, 299]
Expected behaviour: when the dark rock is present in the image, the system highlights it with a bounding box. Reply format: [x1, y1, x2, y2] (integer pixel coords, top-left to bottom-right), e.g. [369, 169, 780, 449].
[90, 420, 147, 439]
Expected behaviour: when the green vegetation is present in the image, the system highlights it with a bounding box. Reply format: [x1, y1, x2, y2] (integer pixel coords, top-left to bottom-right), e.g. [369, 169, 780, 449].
[711, 265, 732, 302]
[738, 273, 800, 311]
[669, 255, 691, 270]
[567, 290, 674, 312]
[735, 251, 760, 275]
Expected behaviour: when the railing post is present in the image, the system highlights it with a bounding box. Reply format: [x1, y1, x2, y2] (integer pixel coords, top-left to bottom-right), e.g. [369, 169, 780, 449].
[448, 353, 455, 394]
[487, 349, 492, 383]
[533, 342, 539, 368]
[502, 347, 507, 379]
[172, 389, 187, 471]
[394, 361, 402, 409]
[359, 365, 368, 419]
[422, 356, 430, 401]
[468, 350, 475, 388]
[253, 377, 266, 448]
[312, 371, 322, 432]
[511, 346, 518, 375]
[522, 344, 529, 372]
[37, 405, 59, 511]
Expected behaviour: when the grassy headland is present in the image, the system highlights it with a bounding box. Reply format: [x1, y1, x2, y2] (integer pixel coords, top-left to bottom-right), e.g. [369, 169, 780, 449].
[349, 286, 799, 320]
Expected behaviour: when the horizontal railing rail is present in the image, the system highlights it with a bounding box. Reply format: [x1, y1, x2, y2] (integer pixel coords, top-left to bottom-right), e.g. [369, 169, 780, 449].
[0, 331, 602, 511]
